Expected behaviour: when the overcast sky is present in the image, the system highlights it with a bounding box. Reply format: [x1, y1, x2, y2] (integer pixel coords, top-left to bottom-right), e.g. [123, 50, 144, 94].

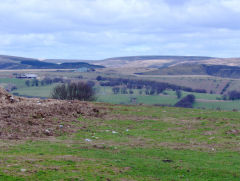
[0, 0, 240, 60]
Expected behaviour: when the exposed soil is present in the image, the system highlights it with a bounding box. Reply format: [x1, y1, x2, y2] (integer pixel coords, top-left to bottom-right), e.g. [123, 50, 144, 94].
[0, 88, 102, 139]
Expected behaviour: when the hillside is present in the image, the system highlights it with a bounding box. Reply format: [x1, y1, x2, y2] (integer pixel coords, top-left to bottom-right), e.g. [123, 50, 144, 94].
[92, 56, 240, 68]
[0, 55, 104, 69]
[92, 55, 214, 68]
[0, 88, 240, 180]
[138, 63, 240, 78]
[44, 58, 93, 64]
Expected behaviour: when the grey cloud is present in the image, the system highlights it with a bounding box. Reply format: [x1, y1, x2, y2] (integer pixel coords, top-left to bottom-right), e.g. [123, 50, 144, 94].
[0, 0, 239, 59]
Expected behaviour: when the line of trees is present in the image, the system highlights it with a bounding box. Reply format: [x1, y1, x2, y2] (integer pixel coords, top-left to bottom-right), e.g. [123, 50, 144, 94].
[97, 76, 206, 94]
[25, 77, 65, 87]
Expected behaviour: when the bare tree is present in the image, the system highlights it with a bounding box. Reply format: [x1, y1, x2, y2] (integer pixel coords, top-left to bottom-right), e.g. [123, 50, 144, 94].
[51, 82, 96, 101]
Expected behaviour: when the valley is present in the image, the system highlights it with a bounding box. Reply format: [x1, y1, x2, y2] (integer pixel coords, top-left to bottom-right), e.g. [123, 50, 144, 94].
[1, 54, 240, 111]
[1, 55, 240, 180]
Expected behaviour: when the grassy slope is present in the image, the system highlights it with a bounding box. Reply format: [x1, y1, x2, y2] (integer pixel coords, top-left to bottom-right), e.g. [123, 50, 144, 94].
[1, 105, 240, 180]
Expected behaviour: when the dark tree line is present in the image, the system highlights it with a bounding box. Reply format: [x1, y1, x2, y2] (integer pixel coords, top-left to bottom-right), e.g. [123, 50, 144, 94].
[25, 77, 65, 87]
[98, 77, 206, 94]
[220, 82, 231, 94]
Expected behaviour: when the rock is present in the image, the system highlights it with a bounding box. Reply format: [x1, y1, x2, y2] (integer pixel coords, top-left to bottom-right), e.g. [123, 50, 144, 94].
[44, 129, 51, 136]
[20, 168, 26, 172]
[162, 159, 173, 163]
[85, 139, 92, 142]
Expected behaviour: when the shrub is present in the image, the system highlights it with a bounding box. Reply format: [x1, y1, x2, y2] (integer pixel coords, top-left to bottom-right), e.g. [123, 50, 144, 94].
[228, 90, 240, 100]
[51, 82, 96, 101]
[175, 94, 195, 108]
[96, 76, 102, 81]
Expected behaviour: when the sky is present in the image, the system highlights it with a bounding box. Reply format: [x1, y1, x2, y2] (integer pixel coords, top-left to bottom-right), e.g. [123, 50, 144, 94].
[0, 0, 240, 60]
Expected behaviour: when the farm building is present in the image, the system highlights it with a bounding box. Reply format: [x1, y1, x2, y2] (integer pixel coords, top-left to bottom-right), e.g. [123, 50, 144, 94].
[16, 73, 38, 79]
[74, 67, 95, 73]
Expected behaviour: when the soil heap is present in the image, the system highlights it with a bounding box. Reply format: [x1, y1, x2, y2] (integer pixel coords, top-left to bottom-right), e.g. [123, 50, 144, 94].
[0, 87, 101, 139]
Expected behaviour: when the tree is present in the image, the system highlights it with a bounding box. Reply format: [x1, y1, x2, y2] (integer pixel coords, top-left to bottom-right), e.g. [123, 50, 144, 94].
[176, 90, 182, 99]
[31, 79, 39, 87]
[121, 87, 128, 94]
[129, 89, 134, 94]
[25, 80, 30, 87]
[51, 82, 96, 101]
[112, 87, 120, 94]
[150, 89, 155, 95]
[96, 76, 102, 81]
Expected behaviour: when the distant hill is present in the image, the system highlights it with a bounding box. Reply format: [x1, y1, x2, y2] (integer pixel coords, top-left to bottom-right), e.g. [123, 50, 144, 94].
[0, 55, 104, 69]
[44, 59, 93, 64]
[137, 63, 240, 78]
[92, 55, 214, 68]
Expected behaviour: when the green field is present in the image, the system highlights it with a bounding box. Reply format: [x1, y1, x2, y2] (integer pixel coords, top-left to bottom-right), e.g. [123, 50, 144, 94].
[0, 76, 238, 111]
[0, 78, 26, 88]
[194, 100, 240, 111]
[164, 90, 222, 100]
[96, 87, 240, 111]
[3, 81, 240, 111]
[1, 104, 240, 180]
[97, 94, 177, 105]
[12, 84, 57, 98]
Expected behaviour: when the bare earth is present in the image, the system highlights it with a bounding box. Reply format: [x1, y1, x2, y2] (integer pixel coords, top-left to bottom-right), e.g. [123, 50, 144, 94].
[0, 88, 101, 140]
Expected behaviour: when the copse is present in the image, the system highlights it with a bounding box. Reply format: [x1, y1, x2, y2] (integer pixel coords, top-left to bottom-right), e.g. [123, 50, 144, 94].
[98, 77, 206, 94]
[51, 82, 96, 101]
[175, 94, 195, 108]
[228, 90, 240, 100]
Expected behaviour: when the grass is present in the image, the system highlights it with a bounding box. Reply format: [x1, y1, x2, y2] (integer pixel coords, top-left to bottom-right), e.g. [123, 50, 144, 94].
[194, 100, 240, 111]
[0, 78, 26, 88]
[96, 87, 240, 111]
[164, 90, 222, 100]
[1, 105, 240, 180]
[11, 84, 57, 98]
[97, 94, 178, 105]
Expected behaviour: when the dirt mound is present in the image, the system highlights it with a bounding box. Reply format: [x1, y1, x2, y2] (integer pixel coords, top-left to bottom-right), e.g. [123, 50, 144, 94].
[0, 87, 20, 104]
[0, 88, 102, 140]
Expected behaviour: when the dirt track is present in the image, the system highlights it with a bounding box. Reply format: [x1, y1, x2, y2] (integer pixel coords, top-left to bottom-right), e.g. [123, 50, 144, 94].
[0, 88, 101, 139]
